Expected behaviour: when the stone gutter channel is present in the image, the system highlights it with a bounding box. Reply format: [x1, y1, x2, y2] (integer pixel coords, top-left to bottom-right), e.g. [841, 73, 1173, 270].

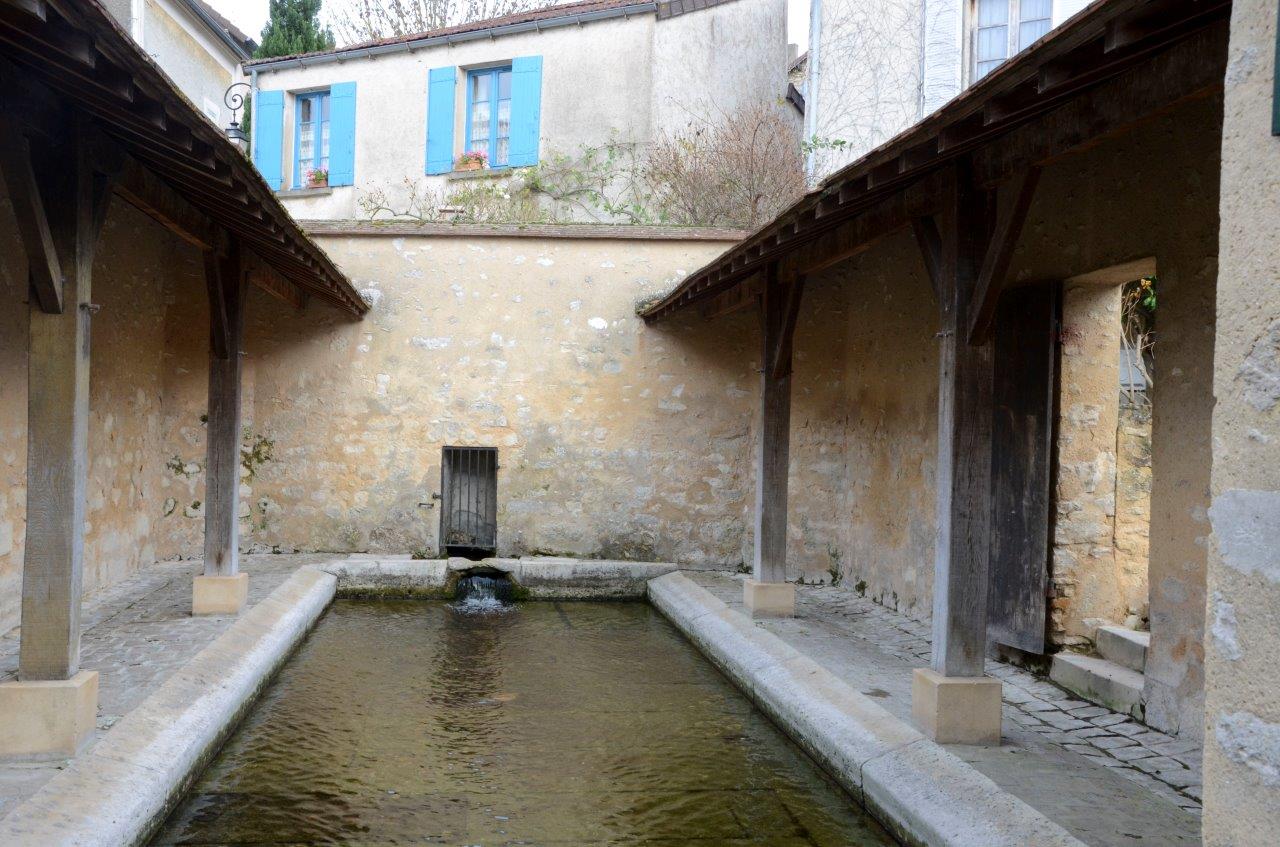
[2, 558, 1084, 847]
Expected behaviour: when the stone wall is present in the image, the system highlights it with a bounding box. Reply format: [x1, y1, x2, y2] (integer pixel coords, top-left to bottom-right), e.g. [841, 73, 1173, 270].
[1204, 0, 1280, 841]
[1114, 402, 1153, 621]
[0, 190, 205, 636]
[1049, 282, 1152, 646]
[152, 230, 757, 565]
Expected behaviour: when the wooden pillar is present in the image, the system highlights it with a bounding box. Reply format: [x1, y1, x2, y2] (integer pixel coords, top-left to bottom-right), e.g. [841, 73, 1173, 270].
[746, 264, 804, 617]
[0, 116, 111, 759]
[929, 172, 996, 678]
[193, 240, 249, 615]
[910, 162, 1003, 744]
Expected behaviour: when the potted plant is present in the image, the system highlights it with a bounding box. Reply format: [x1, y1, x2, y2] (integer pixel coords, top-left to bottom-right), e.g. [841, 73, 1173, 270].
[455, 150, 488, 172]
[305, 167, 329, 188]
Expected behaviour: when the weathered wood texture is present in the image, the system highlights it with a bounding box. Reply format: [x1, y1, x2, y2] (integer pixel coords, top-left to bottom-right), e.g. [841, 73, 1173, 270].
[929, 165, 997, 678]
[987, 285, 1059, 654]
[752, 267, 804, 583]
[13, 126, 109, 680]
[203, 241, 246, 577]
[0, 123, 63, 313]
[967, 167, 1041, 344]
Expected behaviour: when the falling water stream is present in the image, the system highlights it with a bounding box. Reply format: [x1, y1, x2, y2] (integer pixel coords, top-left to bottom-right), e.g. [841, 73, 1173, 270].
[151, 600, 895, 846]
[453, 572, 516, 613]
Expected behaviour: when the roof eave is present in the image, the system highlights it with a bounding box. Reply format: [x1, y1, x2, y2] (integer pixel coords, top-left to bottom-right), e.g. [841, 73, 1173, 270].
[244, 2, 658, 72]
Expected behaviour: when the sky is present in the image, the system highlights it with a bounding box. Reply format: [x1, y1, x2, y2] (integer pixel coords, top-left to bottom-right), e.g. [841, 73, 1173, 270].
[207, 0, 810, 51]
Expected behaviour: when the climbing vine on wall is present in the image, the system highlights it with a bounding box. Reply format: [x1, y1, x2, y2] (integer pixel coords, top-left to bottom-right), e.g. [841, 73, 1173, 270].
[357, 105, 804, 229]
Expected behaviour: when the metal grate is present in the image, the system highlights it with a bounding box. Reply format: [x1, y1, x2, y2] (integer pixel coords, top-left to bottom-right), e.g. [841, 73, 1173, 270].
[440, 446, 498, 556]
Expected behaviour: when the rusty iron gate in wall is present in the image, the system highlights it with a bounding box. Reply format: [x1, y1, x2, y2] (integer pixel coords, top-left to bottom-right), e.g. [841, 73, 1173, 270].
[440, 446, 498, 556]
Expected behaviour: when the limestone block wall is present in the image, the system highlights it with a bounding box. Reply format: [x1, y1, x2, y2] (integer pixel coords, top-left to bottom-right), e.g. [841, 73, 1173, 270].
[1114, 404, 1153, 615]
[1203, 0, 1280, 841]
[830, 232, 940, 618]
[152, 231, 759, 565]
[0, 191, 204, 636]
[1004, 95, 1220, 738]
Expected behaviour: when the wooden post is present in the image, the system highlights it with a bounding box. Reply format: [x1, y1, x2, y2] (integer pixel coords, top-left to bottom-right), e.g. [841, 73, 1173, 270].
[7, 127, 105, 681]
[746, 264, 804, 617]
[0, 117, 110, 759]
[910, 162, 1003, 744]
[194, 239, 249, 615]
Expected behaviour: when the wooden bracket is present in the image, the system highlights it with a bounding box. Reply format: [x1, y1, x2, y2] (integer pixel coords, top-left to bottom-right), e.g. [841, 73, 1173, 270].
[0, 122, 64, 312]
[911, 215, 943, 303]
[966, 166, 1040, 345]
[770, 273, 806, 381]
[204, 249, 231, 360]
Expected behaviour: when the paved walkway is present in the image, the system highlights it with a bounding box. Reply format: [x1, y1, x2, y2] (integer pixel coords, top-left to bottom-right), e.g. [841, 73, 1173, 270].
[0, 554, 335, 820]
[686, 571, 1202, 847]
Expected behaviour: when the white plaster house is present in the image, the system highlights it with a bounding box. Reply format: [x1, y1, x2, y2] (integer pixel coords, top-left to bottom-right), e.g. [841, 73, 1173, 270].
[101, 0, 254, 126]
[804, 0, 1093, 178]
[242, 0, 790, 220]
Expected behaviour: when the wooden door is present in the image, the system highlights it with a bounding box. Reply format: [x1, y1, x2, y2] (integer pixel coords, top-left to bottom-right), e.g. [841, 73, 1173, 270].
[987, 284, 1059, 654]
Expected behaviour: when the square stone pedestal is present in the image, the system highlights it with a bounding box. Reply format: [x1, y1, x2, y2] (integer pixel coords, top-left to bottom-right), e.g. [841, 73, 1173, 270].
[912, 667, 1003, 744]
[0, 670, 99, 761]
[193, 572, 249, 615]
[743, 579, 795, 618]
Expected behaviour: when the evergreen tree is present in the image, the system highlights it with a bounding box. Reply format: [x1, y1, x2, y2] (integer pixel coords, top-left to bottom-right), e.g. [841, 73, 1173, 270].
[255, 0, 335, 58]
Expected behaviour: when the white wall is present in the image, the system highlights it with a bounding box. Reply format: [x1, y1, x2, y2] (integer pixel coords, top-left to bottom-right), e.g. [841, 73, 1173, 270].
[253, 1, 788, 220]
[651, 0, 790, 136]
[807, 0, 1093, 182]
[113, 0, 244, 127]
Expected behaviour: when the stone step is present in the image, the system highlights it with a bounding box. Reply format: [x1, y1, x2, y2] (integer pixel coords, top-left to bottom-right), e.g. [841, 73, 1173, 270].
[1050, 652, 1145, 719]
[1095, 624, 1150, 673]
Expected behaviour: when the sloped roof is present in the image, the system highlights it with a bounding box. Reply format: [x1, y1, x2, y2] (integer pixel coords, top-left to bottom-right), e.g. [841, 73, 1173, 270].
[0, 0, 367, 315]
[246, 0, 652, 68]
[182, 0, 256, 59]
[640, 0, 1231, 322]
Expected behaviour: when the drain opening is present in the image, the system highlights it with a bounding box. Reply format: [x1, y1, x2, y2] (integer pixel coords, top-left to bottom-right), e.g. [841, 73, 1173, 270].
[455, 569, 516, 606]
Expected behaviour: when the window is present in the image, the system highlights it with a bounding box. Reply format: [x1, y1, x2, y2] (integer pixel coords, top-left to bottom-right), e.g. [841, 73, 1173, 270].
[973, 0, 1053, 81]
[465, 67, 512, 168]
[294, 90, 330, 187]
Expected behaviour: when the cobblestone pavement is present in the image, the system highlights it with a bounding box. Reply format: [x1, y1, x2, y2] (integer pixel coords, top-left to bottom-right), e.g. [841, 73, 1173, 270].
[687, 571, 1202, 847]
[0, 554, 338, 819]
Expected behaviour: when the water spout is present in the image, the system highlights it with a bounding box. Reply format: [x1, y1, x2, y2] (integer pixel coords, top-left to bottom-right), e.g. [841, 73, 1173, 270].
[453, 572, 515, 613]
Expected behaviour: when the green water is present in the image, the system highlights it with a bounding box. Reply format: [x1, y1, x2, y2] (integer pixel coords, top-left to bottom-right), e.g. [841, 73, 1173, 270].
[153, 600, 895, 846]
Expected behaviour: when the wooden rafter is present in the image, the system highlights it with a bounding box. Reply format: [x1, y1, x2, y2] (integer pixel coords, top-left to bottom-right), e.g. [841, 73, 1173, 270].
[640, 0, 1230, 323]
[0, 0, 368, 316]
[966, 166, 1041, 345]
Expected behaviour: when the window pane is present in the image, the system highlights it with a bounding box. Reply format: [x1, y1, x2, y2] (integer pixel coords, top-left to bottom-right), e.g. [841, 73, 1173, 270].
[299, 97, 312, 123]
[299, 123, 315, 165]
[498, 69, 511, 100]
[320, 118, 330, 161]
[471, 72, 491, 104]
[976, 25, 1008, 64]
[1018, 18, 1050, 50]
[320, 92, 330, 121]
[471, 100, 491, 147]
[977, 0, 1008, 26]
[1020, 0, 1051, 20]
[495, 98, 510, 165]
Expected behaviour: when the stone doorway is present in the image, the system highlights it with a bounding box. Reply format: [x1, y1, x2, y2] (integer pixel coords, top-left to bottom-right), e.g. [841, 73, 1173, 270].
[1048, 261, 1157, 719]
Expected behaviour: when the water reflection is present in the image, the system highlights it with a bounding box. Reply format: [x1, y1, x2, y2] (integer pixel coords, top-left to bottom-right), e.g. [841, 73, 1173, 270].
[152, 601, 895, 846]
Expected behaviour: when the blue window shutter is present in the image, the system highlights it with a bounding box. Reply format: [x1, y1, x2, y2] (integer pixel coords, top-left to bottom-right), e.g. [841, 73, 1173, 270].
[508, 56, 542, 167]
[426, 67, 456, 175]
[328, 82, 357, 186]
[252, 89, 285, 190]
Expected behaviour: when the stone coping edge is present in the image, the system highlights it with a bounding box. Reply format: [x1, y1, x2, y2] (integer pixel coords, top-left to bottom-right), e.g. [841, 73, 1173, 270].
[0, 567, 338, 847]
[303, 219, 747, 242]
[325, 556, 688, 599]
[647, 572, 1087, 847]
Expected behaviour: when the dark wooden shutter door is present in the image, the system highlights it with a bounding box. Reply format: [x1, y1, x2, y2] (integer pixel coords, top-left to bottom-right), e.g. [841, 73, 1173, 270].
[987, 284, 1058, 654]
